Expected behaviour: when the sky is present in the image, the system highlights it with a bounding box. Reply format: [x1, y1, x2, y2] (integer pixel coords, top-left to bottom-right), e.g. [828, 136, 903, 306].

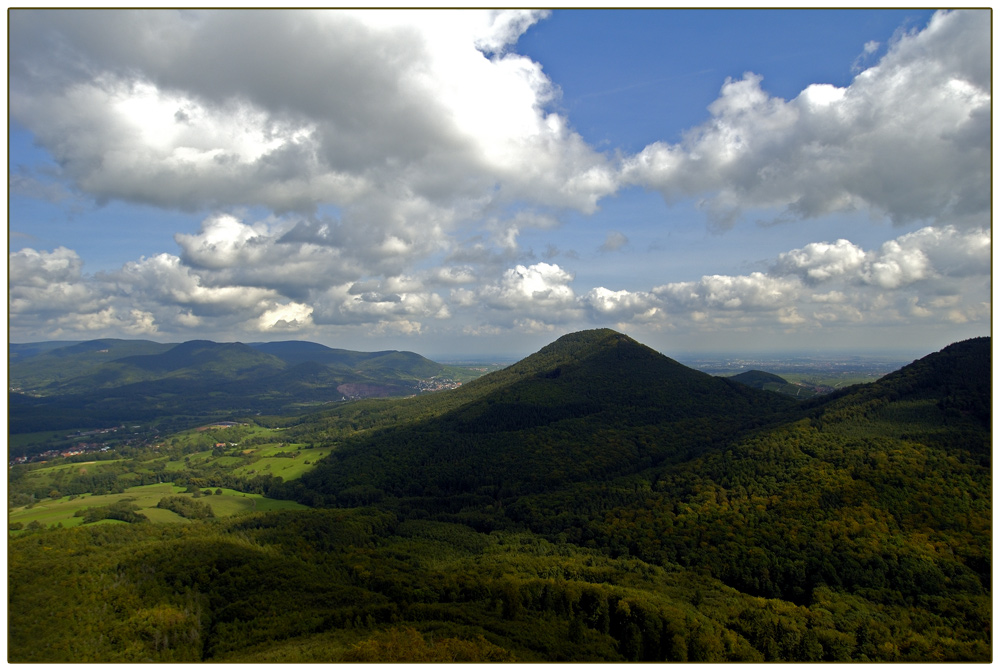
[7, 8, 992, 359]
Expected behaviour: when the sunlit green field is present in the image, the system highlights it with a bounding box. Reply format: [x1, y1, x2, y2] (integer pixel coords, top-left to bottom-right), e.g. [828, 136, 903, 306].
[28, 459, 125, 477]
[158, 445, 333, 479]
[9, 483, 307, 531]
[231, 447, 334, 480]
[8, 423, 332, 533]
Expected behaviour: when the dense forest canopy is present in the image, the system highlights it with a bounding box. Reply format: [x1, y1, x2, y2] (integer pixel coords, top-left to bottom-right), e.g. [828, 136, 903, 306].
[8, 330, 991, 662]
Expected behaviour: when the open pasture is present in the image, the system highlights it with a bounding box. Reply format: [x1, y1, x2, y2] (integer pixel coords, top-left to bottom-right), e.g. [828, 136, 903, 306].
[231, 447, 332, 480]
[8, 483, 307, 531]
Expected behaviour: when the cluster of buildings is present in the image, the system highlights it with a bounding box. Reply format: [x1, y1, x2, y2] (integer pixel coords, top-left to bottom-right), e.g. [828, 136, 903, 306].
[416, 378, 462, 393]
[9, 443, 112, 467]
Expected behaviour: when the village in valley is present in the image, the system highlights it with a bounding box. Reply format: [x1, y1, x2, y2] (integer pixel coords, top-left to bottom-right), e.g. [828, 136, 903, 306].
[9, 426, 128, 467]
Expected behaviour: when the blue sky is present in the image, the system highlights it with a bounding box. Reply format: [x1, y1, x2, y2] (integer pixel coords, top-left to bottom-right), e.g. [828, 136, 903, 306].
[8, 9, 991, 358]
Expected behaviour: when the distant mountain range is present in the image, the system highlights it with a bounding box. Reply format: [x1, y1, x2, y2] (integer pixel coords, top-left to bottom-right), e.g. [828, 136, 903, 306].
[8, 338, 478, 435]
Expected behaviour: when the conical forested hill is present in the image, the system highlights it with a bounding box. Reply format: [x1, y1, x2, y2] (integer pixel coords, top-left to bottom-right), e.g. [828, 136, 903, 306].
[437, 328, 794, 430]
[293, 329, 796, 506]
[289, 331, 990, 610]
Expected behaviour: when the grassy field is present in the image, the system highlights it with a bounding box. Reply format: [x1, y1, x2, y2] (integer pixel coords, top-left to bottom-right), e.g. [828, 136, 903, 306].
[8, 483, 307, 531]
[8, 422, 327, 532]
[25, 458, 124, 476]
[231, 447, 334, 480]
[154, 444, 333, 480]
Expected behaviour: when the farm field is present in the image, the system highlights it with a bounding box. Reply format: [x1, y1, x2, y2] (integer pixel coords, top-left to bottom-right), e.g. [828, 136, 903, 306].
[230, 447, 334, 480]
[158, 445, 334, 478]
[8, 423, 320, 532]
[9, 483, 307, 531]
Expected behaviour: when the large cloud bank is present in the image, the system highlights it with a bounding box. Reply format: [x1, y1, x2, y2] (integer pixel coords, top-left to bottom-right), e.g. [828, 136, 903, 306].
[11, 221, 989, 345]
[11, 10, 614, 216]
[8, 9, 990, 348]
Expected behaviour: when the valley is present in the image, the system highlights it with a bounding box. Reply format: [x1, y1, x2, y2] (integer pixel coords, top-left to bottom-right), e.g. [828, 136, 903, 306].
[7, 329, 991, 662]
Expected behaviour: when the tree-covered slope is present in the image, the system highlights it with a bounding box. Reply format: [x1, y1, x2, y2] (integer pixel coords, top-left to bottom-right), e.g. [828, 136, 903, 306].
[9, 338, 175, 390]
[250, 341, 464, 381]
[9, 340, 83, 361]
[728, 369, 790, 388]
[728, 369, 827, 399]
[503, 335, 991, 652]
[809, 336, 991, 428]
[249, 340, 393, 368]
[444, 329, 792, 426]
[292, 330, 796, 505]
[110, 340, 287, 379]
[279, 331, 990, 661]
[7, 509, 784, 663]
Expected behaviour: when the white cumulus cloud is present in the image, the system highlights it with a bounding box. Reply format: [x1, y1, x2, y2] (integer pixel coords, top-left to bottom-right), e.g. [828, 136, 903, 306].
[9, 9, 614, 253]
[482, 262, 577, 312]
[653, 273, 800, 312]
[774, 239, 868, 284]
[6, 10, 990, 351]
[621, 10, 990, 229]
[584, 287, 660, 321]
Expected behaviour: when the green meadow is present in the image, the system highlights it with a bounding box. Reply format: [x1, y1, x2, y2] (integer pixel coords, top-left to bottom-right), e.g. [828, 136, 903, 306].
[8, 423, 318, 532]
[9, 483, 307, 530]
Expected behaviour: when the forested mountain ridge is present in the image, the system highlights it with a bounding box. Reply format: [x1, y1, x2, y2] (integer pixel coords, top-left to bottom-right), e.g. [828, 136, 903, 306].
[9, 340, 85, 360]
[806, 336, 991, 428]
[9, 338, 176, 389]
[249, 341, 442, 379]
[8, 338, 476, 437]
[500, 334, 991, 649]
[10, 338, 459, 395]
[8, 331, 991, 662]
[109, 340, 286, 379]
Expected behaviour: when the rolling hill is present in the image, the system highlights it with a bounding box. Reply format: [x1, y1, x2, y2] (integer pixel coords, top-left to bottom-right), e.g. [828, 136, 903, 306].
[727, 369, 827, 399]
[728, 369, 790, 388]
